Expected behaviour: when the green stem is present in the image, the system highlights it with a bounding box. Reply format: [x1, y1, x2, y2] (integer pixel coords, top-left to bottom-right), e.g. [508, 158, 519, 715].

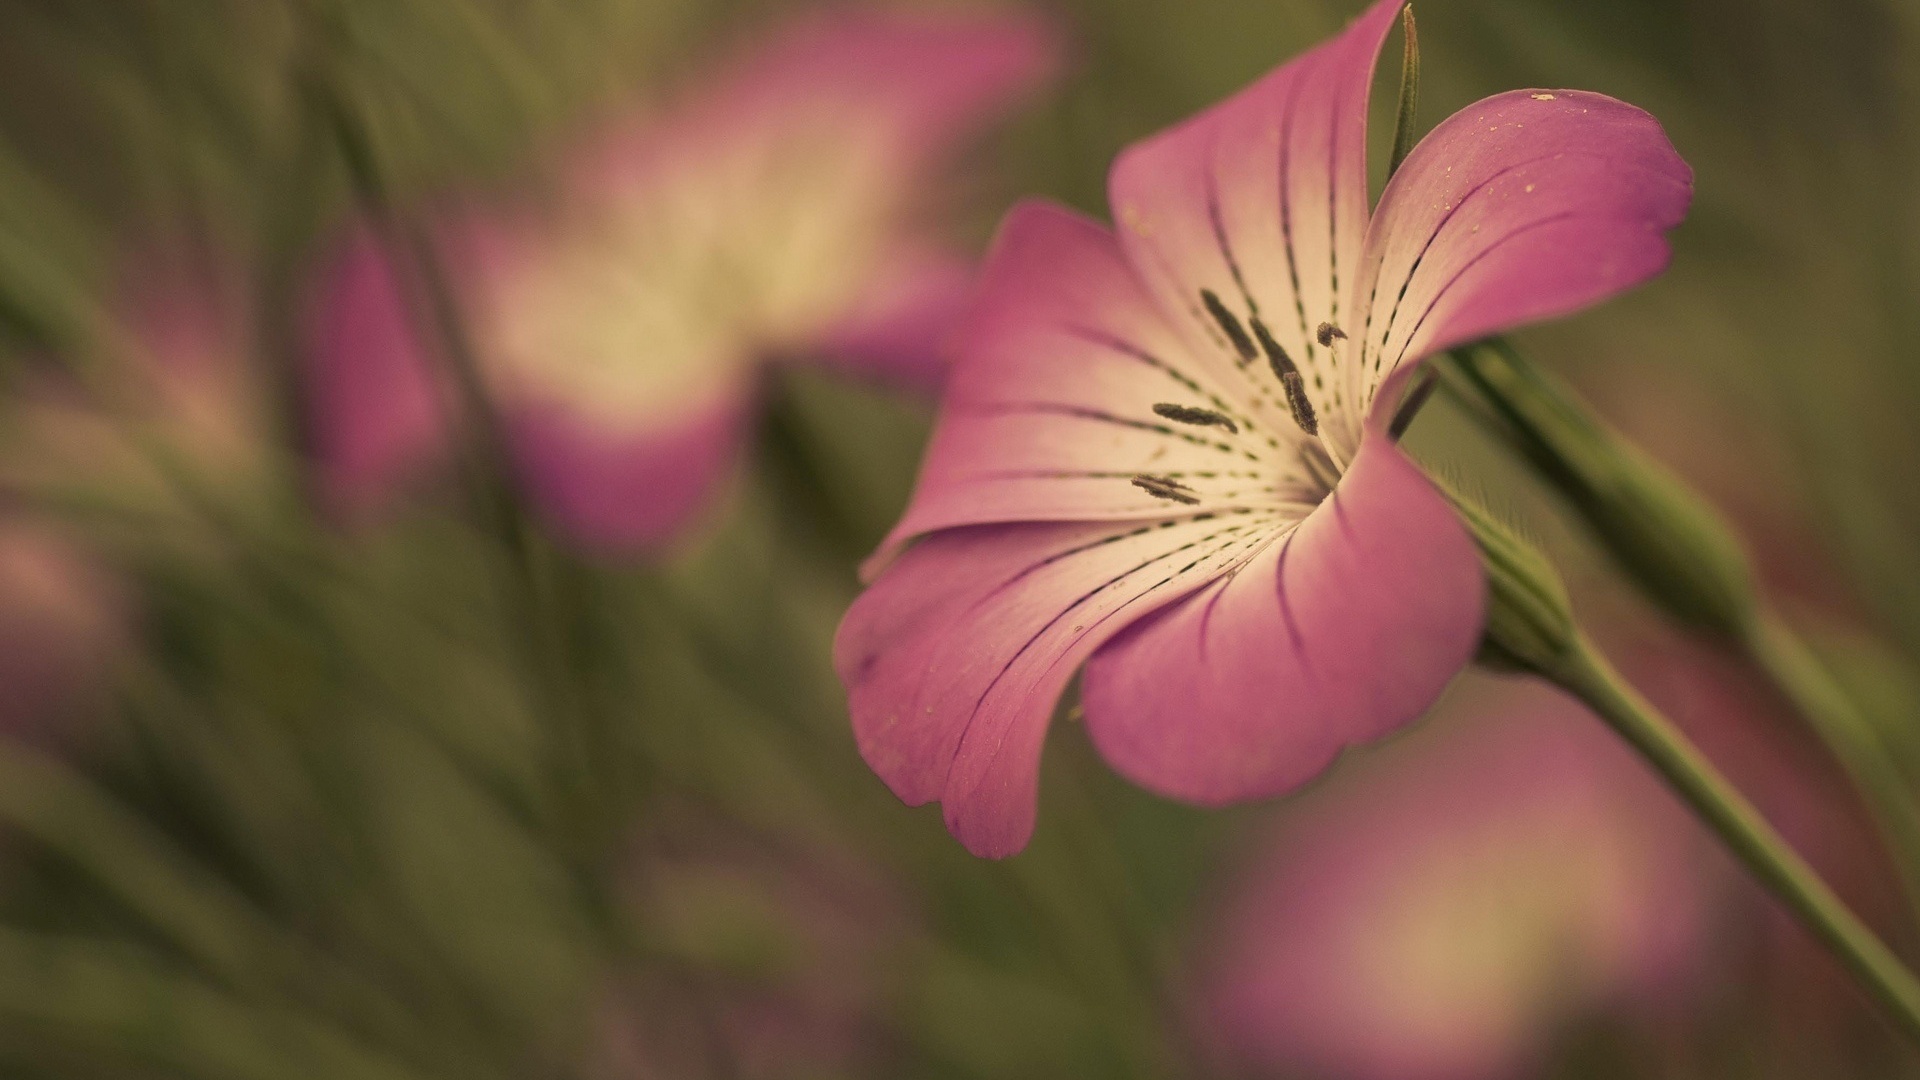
[1553, 635, 1920, 1045]
[1742, 607, 1920, 935]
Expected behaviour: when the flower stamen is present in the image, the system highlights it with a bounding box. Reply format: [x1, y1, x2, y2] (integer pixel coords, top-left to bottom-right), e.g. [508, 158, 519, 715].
[1316, 321, 1348, 347]
[1133, 473, 1202, 505]
[1250, 316, 1320, 437]
[1201, 288, 1259, 363]
[1152, 402, 1240, 434]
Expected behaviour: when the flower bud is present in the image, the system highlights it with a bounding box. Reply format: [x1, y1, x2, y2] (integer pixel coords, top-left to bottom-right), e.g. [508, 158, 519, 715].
[1449, 340, 1757, 639]
[1443, 486, 1578, 678]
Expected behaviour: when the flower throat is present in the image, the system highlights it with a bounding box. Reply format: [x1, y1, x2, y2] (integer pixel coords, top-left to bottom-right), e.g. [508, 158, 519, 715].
[1135, 289, 1341, 508]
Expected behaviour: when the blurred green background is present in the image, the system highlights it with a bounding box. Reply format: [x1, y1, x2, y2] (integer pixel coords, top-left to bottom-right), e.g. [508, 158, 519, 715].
[0, 0, 1918, 1077]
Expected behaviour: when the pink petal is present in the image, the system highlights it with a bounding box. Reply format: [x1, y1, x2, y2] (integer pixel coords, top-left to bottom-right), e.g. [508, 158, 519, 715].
[865, 201, 1282, 579]
[0, 522, 124, 742]
[805, 247, 975, 396]
[443, 206, 766, 555]
[579, 9, 1061, 200]
[1344, 89, 1692, 444]
[836, 513, 1279, 857]
[746, 8, 1059, 167]
[502, 382, 754, 556]
[1079, 433, 1483, 805]
[1107, 0, 1404, 443]
[302, 225, 450, 522]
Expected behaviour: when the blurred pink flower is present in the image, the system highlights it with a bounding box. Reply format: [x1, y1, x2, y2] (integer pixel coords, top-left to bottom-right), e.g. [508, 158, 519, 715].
[303, 9, 1060, 544]
[1570, 369, 1912, 1064]
[835, 0, 1692, 856]
[1624, 631, 1913, 1061]
[3, 252, 268, 508]
[0, 248, 258, 740]
[0, 522, 124, 740]
[1193, 679, 1714, 1080]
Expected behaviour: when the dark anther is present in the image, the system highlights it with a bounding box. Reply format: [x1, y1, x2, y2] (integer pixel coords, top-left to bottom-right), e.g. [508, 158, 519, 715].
[1251, 317, 1320, 437]
[1152, 402, 1239, 434]
[1251, 317, 1296, 379]
[1201, 289, 1258, 362]
[1280, 372, 1319, 436]
[1316, 321, 1348, 347]
[1132, 474, 1201, 505]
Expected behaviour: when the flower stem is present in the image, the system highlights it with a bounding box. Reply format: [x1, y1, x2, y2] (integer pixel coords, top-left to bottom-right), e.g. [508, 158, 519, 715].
[1742, 607, 1920, 933]
[1552, 634, 1920, 1045]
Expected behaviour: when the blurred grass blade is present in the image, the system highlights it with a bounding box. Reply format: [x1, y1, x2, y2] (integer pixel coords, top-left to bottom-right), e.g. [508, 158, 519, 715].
[0, 929, 423, 1080]
[0, 138, 105, 359]
[0, 742, 278, 986]
[0, 715, 519, 1076]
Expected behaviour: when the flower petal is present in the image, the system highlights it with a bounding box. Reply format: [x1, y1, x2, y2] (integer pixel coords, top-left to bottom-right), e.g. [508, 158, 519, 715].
[448, 209, 767, 554]
[0, 522, 123, 741]
[836, 511, 1281, 857]
[866, 201, 1291, 579]
[560, 9, 1060, 394]
[1079, 433, 1483, 805]
[1108, 0, 1404, 444]
[1341, 89, 1692, 450]
[580, 10, 1060, 200]
[302, 225, 450, 522]
[502, 382, 754, 555]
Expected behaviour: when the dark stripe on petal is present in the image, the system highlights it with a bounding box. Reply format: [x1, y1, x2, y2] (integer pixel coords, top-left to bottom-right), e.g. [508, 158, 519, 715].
[1207, 162, 1260, 316]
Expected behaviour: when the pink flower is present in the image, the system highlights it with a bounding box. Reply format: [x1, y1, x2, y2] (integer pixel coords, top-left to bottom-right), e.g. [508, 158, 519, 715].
[1, 250, 267, 512]
[1193, 680, 1714, 1080]
[835, 0, 1692, 856]
[303, 9, 1059, 545]
[0, 249, 255, 741]
[0, 522, 124, 741]
[1623, 631, 1912, 1050]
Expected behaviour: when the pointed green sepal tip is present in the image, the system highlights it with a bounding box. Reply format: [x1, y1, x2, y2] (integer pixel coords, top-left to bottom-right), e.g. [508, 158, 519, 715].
[1387, 5, 1421, 180]
[1437, 482, 1578, 678]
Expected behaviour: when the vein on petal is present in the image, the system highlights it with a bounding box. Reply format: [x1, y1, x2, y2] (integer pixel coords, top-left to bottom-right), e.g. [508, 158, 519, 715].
[1385, 209, 1587, 374]
[938, 518, 1277, 798]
